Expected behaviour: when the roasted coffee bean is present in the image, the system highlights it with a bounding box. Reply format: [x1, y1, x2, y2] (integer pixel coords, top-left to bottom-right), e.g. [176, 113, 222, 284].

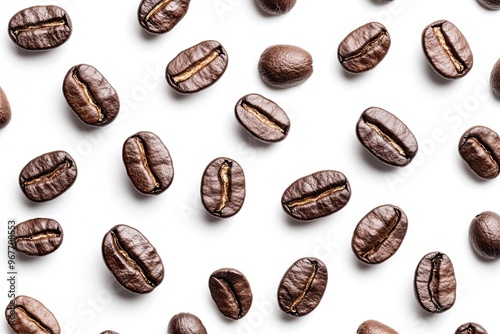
[338, 22, 390, 74]
[209, 268, 253, 320]
[356, 107, 418, 167]
[477, 0, 500, 9]
[100, 331, 119, 334]
[166, 40, 228, 94]
[422, 20, 473, 80]
[5, 295, 60, 334]
[414, 251, 456, 313]
[63, 64, 120, 127]
[255, 0, 296, 15]
[357, 320, 398, 334]
[201, 157, 245, 218]
[8, 5, 72, 51]
[235, 93, 290, 143]
[102, 224, 164, 294]
[122, 131, 174, 195]
[19, 150, 77, 202]
[352, 204, 408, 265]
[490, 58, 500, 97]
[0, 86, 11, 129]
[277, 257, 327, 317]
[138, 0, 190, 34]
[167, 313, 207, 334]
[458, 125, 500, 179]
[13, 218, 63, 256]
[281, 170, 351, 221]
[258, 44, 313, 88]
[455, 322, 488, 334]
[469, 211, 500, 260]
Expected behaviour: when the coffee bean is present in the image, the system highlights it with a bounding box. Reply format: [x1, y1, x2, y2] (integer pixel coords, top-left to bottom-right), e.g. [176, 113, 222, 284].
[209, 268, 253, 320]
[167, 313, 207, 334]
[5, 295, 60, 334]
[422, 20, 473, 80]
[255, 0, 296, 15]
[356, 107, 418, 167]
[235, 93, 290, 143]
[8, 5, 72, 51]
[63, 64, 120, 127]
[200, 157, 245, 218]
[166, 40, 228, 94]
[13, 218, 63, 256]
[490, 58, 500, 97]
[138, 0, 190, 34]
[0, 86, 12, 129]
[19, 150, 77, 202]
[414, 251, 456, 313]
[122, 131, 174, 195]
[277, 257, 327, 317]
[477, 0, 500, 9]
[102, 224, 164, 294]
[458, 125, 500, 179]
[281, 170, 351, 221]
[100, 331, 119, 334]
[258, 44, 313, 88]
[469, 211, 500, 260]
[357, 320, 398, 334]
[455, 322, 488, 334]
[351, 204, 408, 265]
[337, 22, 390, 74]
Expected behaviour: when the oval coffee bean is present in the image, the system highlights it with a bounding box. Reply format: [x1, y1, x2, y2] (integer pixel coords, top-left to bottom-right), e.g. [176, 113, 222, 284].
[351, 204, 408, 265]
[258, 44, 313, 88]
[455, 322, 488, 334]
[122, 131, 174, 195]
[5, 295, 60, 334]
[277, 257, 328, 317]
[490, 58, 500, 97]
[469, 211, 500, 260]
[235, 93, 290, 143]
[422, 20, 473, 80]
[201, 157, 245, 218]
[13, 218, 63, 256]
[337, 22, 390, 74]
[413, 251, 456, 313]
[209, 268, 253, 320]
[63, 64, 120, 127]
[357, 320, 398, 334]
[255, 0, 296, 15]
[8, 5, 72, 51]
[166, 40, 228, 94]
[281, 170, 351, 221]
[19, 150, 77, 202]
[102, 224, 164, 294]
[0, 86, 12, 129]
[138, 0, 191, 34]
[458, 125, 500, 179]
[356, 107, 418, 167]
[167, 313, 207, 334]
[477, 0, 500, 9]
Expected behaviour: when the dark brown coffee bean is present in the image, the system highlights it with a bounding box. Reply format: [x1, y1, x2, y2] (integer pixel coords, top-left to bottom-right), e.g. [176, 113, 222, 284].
[13, 218, 63, 256]
[414, 251, 456, 313]
[122, 131, 174, 195]
[469, 211, 500, 260]
[100, 331, 119, 334]
[102, 224, 164, 294]
[477, 0, 500, 9]
[209, 268, 253, 320]
[166, 40, 228, 94]
[352, 204, 408, 265]
[422, 20, 473, 80]
[455, 322, 488, 334]
[258, 44, 313, 88]
[63, 64, 120, 127]
[0, 86, 12, 129]
[490, 58, 500, 97]
[255, 0, 296, 15]
[357, 320, 398, 334]
[167, 313, 207, 334]
[200, 157, 245, 218]
[356, 107, 418, 167]
[138, 0, 190, 34]
[338, 22, 391, 74]
[19, 150, 77, 202]
[235, 93, 290, 143]
[277, 257, 327, 317]
[281, 170, 351, 221]
[8, 5, 72, 51]
[458, 125, 500, 179]
[5, 295, 60, 334]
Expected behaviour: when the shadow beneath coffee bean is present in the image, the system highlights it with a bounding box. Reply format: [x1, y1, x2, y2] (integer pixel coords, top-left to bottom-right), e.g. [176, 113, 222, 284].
[352, 255, 373, 271]
[337, 65, 365, 81]
[279, 311, 298, 322]
[109, 279, 143, 301]
[369, 0, 389, 5]
[421, 57, 450, 86]
[168, 88, 191, 101]
[138, 26, 158, 41]
[357, 145, 395, 173]
[201, 210, 226, 224]
[236, 126, 271, 149]
[10, 43, 54, 59]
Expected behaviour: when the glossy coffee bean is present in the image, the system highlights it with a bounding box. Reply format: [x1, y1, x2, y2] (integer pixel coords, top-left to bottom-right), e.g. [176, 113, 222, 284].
[458, 125, 500, 179]
[255, 0, 296, 15]
[0, 87, 12, 129]
[258, 44, 313, 88]
[338, 22, 390, 74]
[166, 40, 228, 94]
[455, 322, 488, 334]
[490, 58, 500, 97]
[357, 320, 398, 334]
[277, 257, 327, 317]
[13, 218, 63, 256]
[167, 313, 207, 334]
[356, 107, 418, 167]
[19, 150, 77, 202]
[422, 20, 473, 80]
[477, 0, 500, 9]
[209, 268, 253, 319]
[5, 295, 60, 334]
[414, 251, 456, 313]
[102, 224, 164, 294]
[469, 211, 500, 259]
[8, 5, 72, 51]
[138, 0, 190, 34]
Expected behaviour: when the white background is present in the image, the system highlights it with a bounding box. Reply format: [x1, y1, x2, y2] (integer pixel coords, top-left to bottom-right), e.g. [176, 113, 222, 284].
[2, 0, 500, 333]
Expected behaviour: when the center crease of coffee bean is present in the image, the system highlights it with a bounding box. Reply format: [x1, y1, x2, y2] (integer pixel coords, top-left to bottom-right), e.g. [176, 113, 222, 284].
[72, 69, 105, 123]
[290, 259, 318, 314]
[212, 276, 243, 317]
[241, 101, 285, 133]
[12, 17, 68, 38]
[286, 184, 346, 208]
[171, 48, 223, 84]
[215, 161, 231, 214]
[360, 209, 401, 262]
[16, 306, 52, 334]
[365, 121, 406, 157]
[428, 252, 444, 311]
[23, 160, 72, 187]
[134, 137, 161, 190]
[432, 26, 465, 74]
[463, 137, 499, 171]
[144, 0, 173, 22]
[340, 31, 387, 62]
[16, 230, 61, 242]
